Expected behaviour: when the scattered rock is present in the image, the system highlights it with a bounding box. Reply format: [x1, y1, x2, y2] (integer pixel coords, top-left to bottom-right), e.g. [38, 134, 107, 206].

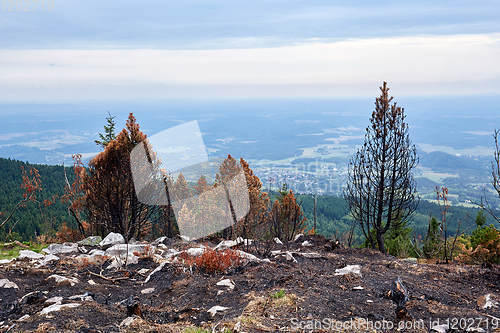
[273, 237, 283, 245]
[120, 316, 140, 327]
[137, 268, 149, 275]
[141, 288, 155, 294]
[301, 240, 312, 247]
[216, 279, 235, 290]
[296, 252, 322, 259]
[40, 303, 80, 316]
[42, 243, 78, 255]
[77, 236, 102, 247]
[207, 305, 229, 317]
[236, 250, 262, 263]
[352, 286, 364, 290]
[17, 315, 30, 322]
[45, 296, 63, 304]
[293, 234, 304, 242]
[0, 259, 12, 265]
[18, 250, 44, 260]
[334, 265, 362, 277]
[99, 232, 125, 248]
[185, 247, 206, 257]
[285, 251, 297, 263]
[271, 250, 282, 256]
[431, 323, 449, 333]
[0, 279, 19, 289]
[46, 275, 79, 287]
[477, 293, 498, 309]
[69, 292, 93, 302]
[88, 280, 96, 286]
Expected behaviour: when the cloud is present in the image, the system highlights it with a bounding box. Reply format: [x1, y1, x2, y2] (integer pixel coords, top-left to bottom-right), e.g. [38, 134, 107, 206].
[0, 33, 499, 100]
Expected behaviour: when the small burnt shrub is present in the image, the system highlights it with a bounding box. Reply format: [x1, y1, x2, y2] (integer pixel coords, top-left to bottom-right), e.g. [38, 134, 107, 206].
[180, 248, 242, 274]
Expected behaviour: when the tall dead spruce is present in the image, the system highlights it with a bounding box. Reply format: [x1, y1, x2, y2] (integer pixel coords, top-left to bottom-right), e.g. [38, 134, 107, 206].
[344, 82, 418, 253]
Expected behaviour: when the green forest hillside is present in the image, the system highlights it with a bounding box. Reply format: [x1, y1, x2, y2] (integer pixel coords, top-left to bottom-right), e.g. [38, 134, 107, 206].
[0, 157, 498, 242]
[0, 158, 71, 240]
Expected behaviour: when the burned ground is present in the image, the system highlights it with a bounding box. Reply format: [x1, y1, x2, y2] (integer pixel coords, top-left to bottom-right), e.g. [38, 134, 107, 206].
[0, 235, 499, 332]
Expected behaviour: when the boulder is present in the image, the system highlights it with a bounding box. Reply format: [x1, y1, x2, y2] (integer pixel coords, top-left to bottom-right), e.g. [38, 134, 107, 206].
[42, 243, 78, 255]
[77, 236, 102, 246]
[18, 250, 44, 260]
[0, 259, 12, 265]
[0, 279, 19, 289]
[99, 232, 125, 248]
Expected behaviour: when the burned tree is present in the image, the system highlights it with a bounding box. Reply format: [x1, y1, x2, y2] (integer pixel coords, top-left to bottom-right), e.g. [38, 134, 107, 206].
[493, 129, 500, 199]
[344, 82, 418, 254]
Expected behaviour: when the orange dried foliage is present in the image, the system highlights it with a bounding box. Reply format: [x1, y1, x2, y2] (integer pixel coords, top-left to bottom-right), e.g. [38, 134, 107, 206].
[179, 248, 242, 274]
[55, 222, 83, 243]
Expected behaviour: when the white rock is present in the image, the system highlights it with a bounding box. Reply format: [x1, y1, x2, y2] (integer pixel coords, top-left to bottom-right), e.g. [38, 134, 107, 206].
[216, 279, 235, 290]
[180, 235, 190, 242]
[207, 305, 229, 317]
[105, 243, 151, 257]
[334, 265, 362, 277]
[185, 247, 206, 257]
[45, 296, 63, 304]
[18, 250, 44, 260]
[99, 232, 125, 248]
[297, 252, 322, 258]
[431, 323, 449, 333]
[217, 290, 224, 296]
[285, 251, 297, 263]
[69, 293, 93, 302]
[273, 237, 283, 245]
[17, 314, 30, 322]
[366, 300, 373, 303]
[40, 303, 80, 315]
[214, 239, 240, 250]
[88, 249, 106, 256]
[0, 279, 19, 289]
[120, 316, 140, 327]
[137, 268, 149, 275]
[293, 234, 304, 242]
[152, 237, 167, 245]
[46, 275, 79, 287]
[141, 288, 155, 294]
[301, 240, 312, 247]
[106, 254, 138, 269]
[42, 243, 78, 255]
[352, 286, 364, 290]
[271, 250, 282, 256]
[88, 280, 96, 286]
[236, 250, 261, 263]
[35, 254, 59, 267]
[0, 259, 12, 265]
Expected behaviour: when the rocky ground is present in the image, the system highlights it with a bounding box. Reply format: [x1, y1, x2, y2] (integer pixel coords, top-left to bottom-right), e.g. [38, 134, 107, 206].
[0, 234, 499, 333]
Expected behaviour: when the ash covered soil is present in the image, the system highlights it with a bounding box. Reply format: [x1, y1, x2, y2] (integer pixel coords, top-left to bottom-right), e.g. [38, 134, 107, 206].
[0, 234, 499, 332]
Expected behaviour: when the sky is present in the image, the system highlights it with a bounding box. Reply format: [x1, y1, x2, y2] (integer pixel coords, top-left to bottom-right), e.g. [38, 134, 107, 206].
[1, 0, 500, 100]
